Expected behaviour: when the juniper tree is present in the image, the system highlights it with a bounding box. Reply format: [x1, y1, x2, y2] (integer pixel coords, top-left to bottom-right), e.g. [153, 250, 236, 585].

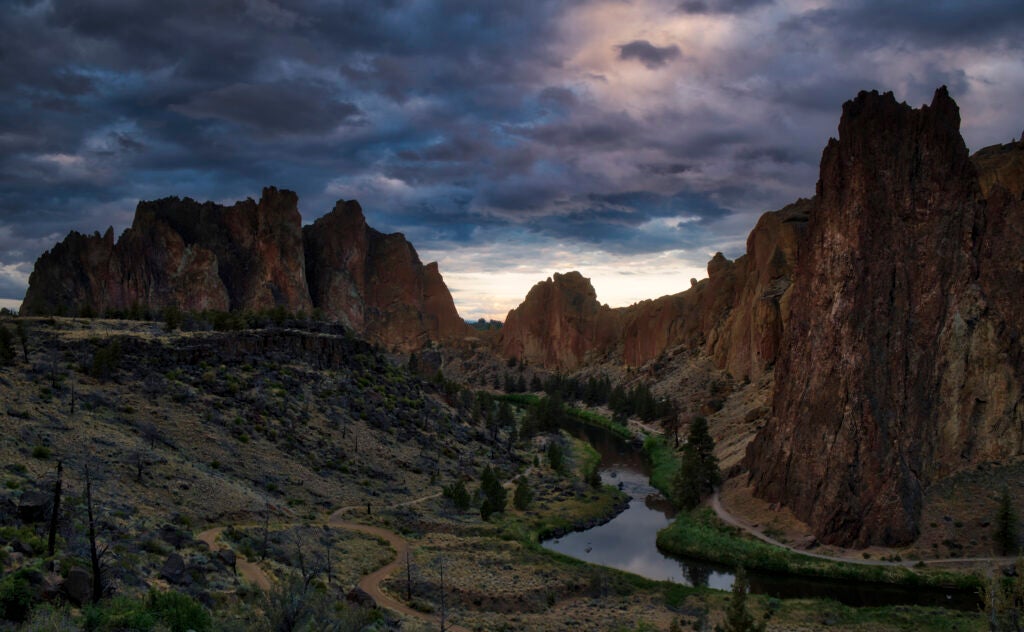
[479, 465, 506, 520]
[716, 567, 765, 632]
[996, 487, 1019, 556]
[672, 416, 721, 510]
[513, 478, 533, 510]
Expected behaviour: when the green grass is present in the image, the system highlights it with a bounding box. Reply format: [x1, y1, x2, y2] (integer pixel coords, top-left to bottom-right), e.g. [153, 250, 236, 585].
[656, 508, 983, 592]
[565, 408, 632, 440]
[642, 434, 679, 498]
[496, 393, 633, 440]
[571, 436, 601, 476]
[493, 437, 628, 544]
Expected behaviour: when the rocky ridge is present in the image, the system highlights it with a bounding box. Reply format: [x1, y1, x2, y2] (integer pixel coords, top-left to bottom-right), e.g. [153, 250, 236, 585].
[497, 198, 807, 377]
[21, 188, 469, 351]
[498, 87, 1023, 547]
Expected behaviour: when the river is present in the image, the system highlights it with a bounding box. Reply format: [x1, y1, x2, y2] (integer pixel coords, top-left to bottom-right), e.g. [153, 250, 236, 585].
[541, 418, 980, 610]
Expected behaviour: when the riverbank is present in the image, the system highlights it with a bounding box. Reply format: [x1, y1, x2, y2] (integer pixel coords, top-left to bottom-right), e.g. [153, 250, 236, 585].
[656, 508, 982, 592]
[640, 436, 984, 594]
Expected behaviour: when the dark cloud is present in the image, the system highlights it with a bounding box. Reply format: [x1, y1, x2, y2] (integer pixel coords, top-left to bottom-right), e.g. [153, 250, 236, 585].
[781, 1, 1024, 50]
[172, 81, 362, 136]
[617, 40, 682, 69]
[0, 0, 1021, 311]
[679, 0, 773, 14]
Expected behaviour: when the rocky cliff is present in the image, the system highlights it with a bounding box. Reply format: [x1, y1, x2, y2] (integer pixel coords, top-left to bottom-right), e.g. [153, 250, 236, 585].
[496, 87, 1023, 547]
[498, 198, 806, 377]
[744, 87, 1024, 546]
[23, 188, 469, 350]
[498, 271, 619, 370]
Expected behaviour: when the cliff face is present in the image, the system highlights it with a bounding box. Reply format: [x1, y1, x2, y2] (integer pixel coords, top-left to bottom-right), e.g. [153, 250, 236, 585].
[500, 199, 805, 378]
[23, 188, 468, 350]
[972, 134, 1024, 200]
[744, 88, 1024, 546]
[498, 272, 620, 370]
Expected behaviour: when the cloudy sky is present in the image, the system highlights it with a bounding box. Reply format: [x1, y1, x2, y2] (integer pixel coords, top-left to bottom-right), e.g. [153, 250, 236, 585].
[2, 0, 1023, 319]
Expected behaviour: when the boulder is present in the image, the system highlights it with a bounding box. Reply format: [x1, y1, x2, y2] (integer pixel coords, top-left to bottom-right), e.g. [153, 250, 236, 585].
[64, 567, 92, 606]
[17, 490, 50, 523]
[160, 552, 188, 585]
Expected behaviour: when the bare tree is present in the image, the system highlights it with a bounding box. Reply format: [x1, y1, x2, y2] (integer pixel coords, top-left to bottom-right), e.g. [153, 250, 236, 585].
[84, 463, 106, 603]
[322, 526, 333, 585]
[437, 556, 448, 632]
[261, 497, 271, 561]
[405, 548, 415, 602]
[15, 320, 29, 363]
[47, 460, 63, 557]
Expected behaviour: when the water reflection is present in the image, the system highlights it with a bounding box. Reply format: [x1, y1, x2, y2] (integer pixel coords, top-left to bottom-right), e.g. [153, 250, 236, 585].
[542, 417, 980, 610]
[541, 421, 737, 592]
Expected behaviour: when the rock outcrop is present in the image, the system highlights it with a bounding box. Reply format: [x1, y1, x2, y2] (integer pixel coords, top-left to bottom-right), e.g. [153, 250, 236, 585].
[303, 199, 466, 350]
[23, 188, 469, 350]
[972, 133, 1024, 200]
[498, 272, 619, 370]
[498, 199, 806, 378]
[744, 87, 1024, 546]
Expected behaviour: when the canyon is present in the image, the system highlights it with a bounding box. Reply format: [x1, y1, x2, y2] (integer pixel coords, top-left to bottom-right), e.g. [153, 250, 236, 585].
[21, 87, 1024, 547]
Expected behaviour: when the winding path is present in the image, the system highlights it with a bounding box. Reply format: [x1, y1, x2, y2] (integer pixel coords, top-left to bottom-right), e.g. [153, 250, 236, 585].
[198, 489, 471, 631]
[710, 491, 1015, 569]
[196, 526, 272, 590]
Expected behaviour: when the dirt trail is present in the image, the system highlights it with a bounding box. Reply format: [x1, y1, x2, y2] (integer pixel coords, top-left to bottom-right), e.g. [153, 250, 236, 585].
[198, 489, 471, 630]
[196, 526, 272, 590]
[710, 492, 1015, 569]
[328, 518, 471, 632]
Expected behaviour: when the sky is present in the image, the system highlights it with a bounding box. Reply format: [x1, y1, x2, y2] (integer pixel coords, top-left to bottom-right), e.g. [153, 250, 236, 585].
[2, 0, 1023, 320]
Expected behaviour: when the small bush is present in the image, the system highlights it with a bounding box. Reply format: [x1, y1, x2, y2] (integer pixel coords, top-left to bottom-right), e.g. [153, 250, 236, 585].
[31, 445, 51, 460]
[84, 595, 155, 631]
[147, 590, 212, 632]
[0, 570, 36, 623]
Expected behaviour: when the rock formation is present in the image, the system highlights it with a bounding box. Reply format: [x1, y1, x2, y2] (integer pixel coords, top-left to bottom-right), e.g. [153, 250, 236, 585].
[744, 87, 1024, 546]
[497, 199, 806, 378]
[22, 188, 469, 350]
[496, 86, 1023, 547]
[498, 271, 619, 370]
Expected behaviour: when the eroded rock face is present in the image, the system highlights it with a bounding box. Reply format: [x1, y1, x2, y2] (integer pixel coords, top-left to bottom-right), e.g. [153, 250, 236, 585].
[23, 189, 468, 350]
[304, 200, 469, 350]
[972, 134, 1024, 201]
[501, 200, 805, 379]
[498, 272, 619, 370]
[744, 88, 1024, 546]
[23, 187, 307, 316]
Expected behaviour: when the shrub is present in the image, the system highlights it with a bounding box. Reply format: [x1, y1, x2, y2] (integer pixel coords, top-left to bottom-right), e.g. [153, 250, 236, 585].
[31, 445, 51, 460]
[147, 590, 212, 632]
[442, 480, 471, 511]
[513, 478, 533, 510]
[0, 570, 36, 623]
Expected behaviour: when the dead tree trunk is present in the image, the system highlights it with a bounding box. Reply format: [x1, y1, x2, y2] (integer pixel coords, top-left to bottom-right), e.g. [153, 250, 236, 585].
[47, 461, 63, 557]
[85, 464, 103, 603]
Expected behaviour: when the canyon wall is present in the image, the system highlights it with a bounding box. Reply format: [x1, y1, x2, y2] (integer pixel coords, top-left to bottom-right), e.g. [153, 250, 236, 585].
[22, 187, 469, 350]
[744, 88, 1024, 546]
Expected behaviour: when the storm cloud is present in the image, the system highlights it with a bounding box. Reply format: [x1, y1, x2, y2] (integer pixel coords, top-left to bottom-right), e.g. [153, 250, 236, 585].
[617, 40, 683, 69]
[1, 0, 1022, 317]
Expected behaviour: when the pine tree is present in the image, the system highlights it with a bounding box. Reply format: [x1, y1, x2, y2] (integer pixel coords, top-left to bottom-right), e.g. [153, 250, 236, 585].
[513, 478, 533, 510]
[443, 480, 471, 511]
[480, 465, 507, 520]
[996, 487, 1019, 556]
[547, 441, 564, 473]
[715, 567, 765, 632]
[672, 416, 721, 510]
